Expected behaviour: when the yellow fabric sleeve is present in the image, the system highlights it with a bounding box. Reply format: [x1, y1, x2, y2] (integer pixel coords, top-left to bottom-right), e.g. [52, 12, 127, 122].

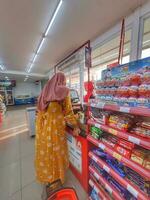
[63, 95, 78, 127]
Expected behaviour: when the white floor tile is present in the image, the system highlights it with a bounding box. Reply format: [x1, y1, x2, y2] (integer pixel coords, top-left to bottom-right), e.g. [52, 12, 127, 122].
[8, 191, 21, 200]
[0, 161, 21, 200]
[20, 132, 35, 158]
[0, 136, 20, 167]
[22, 181, 43, 200]
[21, 154, 35, 187]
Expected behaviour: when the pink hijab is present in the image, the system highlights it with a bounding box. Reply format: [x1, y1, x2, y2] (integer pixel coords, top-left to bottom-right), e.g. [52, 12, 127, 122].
[37, 72, 69, 111]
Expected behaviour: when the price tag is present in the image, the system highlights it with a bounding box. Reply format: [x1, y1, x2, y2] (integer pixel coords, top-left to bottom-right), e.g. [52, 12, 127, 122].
[89, 180, 94, 187]
[127, 185, 138, 198]
[105, 184, 112, 194]
[98, 102, 105, 109]
[103, 165, 110, 173]
[108, 128, 118, 135]
[92, 155, 98, 163]
[113, 152, 122, 161]
[128, 136, 140, 145]
[94, 172, 100, 180]
[120, 106, 130, 113]
[98, 143, 105, 150]
[94, 185, 99, 194]
[91, 103, 96, 107]
[95, 123, 101, 129]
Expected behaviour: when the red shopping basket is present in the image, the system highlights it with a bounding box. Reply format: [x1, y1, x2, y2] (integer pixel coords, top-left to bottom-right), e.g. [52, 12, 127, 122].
[47, 188, 79, 200]
[46, 179, 79, 200]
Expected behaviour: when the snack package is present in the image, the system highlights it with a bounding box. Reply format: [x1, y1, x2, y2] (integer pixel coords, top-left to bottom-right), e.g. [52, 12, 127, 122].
[108, 114, 134, 132]
[143, 155, 150, 170]
[114, 144, 131, 158]
[129, 86, 138, 97]
[90, 126, 103, 139]
[90, 108, 110, 125]
[118, 139, 135, 151]
[131, 148, 147, 166]
[130, 73, 141, 86]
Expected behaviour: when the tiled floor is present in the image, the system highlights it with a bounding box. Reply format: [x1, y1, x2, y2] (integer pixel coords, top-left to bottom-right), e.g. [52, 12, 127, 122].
[0, 107, 87, 200]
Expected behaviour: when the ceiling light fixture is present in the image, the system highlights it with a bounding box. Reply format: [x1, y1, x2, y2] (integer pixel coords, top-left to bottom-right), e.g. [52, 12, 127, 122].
[26, 0, 63, 73]
[0, 65, 4, 71]
[45, 0, 63, 36]
[36, 37, 46, 54]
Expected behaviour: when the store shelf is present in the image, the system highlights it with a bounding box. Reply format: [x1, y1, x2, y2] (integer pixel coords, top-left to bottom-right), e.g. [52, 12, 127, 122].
[89, 178, 112, 200]
[87, 135, 150, 180]
[88, 119, 150, 150]
[89, 102, 150, 117]
[89, 152, 149, 200]
[89, 167, 124, 200]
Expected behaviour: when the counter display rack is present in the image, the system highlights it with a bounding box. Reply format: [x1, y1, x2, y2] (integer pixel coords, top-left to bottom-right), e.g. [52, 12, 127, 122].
[89, 167, 124, 200]
[89, 178, 112, 200]
[87, 100, 150, 199]
[88, 119, 150, 150]
[88, 101, 150, 117]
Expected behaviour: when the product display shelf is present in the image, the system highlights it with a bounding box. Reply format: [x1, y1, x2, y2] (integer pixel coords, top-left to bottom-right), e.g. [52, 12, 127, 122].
[88, 119, 150, 150]
[89, 178, 112, 200]
[88, 102, 150, 117]
[89, 152, 149, 200]
[87, 135, 150, 180]
[89, 166, 124, 200]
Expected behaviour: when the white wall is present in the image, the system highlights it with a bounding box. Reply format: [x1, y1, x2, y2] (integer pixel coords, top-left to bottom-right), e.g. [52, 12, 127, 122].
[13, 81, 41, 98]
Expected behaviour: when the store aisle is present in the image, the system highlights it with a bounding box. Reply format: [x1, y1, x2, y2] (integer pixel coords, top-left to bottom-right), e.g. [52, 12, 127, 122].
[0, 108, 87, 200]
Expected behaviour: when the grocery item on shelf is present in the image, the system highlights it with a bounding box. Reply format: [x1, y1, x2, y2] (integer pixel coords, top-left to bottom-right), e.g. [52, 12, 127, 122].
[125, 166, 150, 195]
[90, 188, 99, 200]
[96, 58, 150, 108]
[118, 139, 135, 151]
[131, 148, 149, 167]
[90, 126, 104, 140]
[90, 107, 110, 124]
[90, 159, 136, 200]
[108, 114, 134, 132]
[130, 121, 150, 138]
[92, 148, 126, 178]
[101, 134, 118, 147]
[114, 144, 132, 158]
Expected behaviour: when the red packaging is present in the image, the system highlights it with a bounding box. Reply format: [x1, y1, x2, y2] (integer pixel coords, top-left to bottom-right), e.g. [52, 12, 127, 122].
[130, 74, 141, 86]
[129, 86, 138, 97]
[114, 144, 131, 158]
[118, 139, 135, 150]
[143, 156, 150, 170]
[138, 84, 148, 97]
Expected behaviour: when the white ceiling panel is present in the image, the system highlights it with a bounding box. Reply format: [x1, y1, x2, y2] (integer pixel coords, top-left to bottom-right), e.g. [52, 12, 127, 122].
[0, 0, 147, 80]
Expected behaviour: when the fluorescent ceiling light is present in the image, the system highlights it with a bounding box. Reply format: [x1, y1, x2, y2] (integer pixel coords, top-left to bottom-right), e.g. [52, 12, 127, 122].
[32, 54, 38, 63]
[45, 0, 63, 36]
[27, 63, 34, 73]
[0, 65, 4, 70]
[26, 0, 63, 73]
[36, 37, 46, 54]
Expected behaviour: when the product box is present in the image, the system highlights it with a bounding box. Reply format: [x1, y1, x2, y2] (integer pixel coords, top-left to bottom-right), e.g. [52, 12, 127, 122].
[101, 57, 150, 80]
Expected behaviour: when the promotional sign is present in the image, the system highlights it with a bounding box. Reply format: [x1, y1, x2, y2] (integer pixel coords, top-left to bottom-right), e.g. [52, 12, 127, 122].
[67, 133, 82, 173]
[85, 46, 91, 68]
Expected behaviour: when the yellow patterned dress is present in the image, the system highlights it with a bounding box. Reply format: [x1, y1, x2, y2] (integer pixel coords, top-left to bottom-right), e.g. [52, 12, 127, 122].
[35, 95, 77, 184]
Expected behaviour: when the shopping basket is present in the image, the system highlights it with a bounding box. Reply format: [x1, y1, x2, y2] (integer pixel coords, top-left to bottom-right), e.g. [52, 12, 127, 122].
[46, 179, 79, 200]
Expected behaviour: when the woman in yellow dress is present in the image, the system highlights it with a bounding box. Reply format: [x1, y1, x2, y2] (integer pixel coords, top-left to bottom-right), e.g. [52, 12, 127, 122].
[35, 72, 79, 187]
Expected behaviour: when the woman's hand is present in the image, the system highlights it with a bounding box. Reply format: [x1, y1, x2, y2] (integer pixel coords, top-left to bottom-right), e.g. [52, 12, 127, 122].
[73, 127, 80, 136]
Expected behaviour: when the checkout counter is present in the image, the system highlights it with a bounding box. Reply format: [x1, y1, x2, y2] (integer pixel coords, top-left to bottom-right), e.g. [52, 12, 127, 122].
[66, 89, 88, 192]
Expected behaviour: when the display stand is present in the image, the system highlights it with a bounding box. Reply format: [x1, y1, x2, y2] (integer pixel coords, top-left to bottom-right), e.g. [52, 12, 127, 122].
[66, 126, 88, 192]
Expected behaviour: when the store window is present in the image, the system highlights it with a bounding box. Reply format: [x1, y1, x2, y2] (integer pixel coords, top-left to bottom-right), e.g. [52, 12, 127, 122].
[91, 29, 131, 81]
[141, 17, 150, 58]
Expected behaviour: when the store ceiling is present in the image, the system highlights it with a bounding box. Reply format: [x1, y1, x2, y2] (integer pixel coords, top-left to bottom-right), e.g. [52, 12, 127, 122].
[0, 0, 147, 81]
